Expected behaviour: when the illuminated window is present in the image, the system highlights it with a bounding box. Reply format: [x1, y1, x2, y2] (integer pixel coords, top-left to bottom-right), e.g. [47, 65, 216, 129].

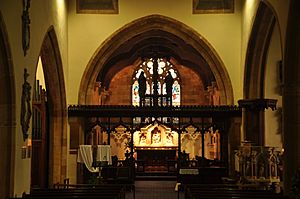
[132, 58, 181, 106]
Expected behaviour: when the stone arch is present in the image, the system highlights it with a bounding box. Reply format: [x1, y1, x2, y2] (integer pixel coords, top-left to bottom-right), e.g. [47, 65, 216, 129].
[79, 14, 234, 105]
[242, 1, 283, 146]
[244, 1, 279, 98]
[0, 12, 15, 198]
[39, 26, 67, 185]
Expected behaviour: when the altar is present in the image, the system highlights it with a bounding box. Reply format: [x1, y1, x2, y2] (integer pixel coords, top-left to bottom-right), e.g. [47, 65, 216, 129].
[135, 147, 177, 173]
[133, 123, 178, 174]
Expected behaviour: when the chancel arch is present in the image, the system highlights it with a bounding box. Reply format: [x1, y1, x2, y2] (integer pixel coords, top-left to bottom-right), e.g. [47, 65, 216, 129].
[0, 11, 15, 199]
[78, 14, 234, 106]
[72, 14, 241, 184]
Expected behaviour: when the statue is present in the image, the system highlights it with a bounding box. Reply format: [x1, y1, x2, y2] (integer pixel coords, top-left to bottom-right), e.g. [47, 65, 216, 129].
[94, 82, 111, 105]
[22, 0, 31, 56]
[165, 71, 174, 95]
[211, 82, 220, 105]
[93, 82, 101, 104]
[138, 71, 146, 106]
[165, 71, 174, 105]
[166, 132, 173, 144]
[206, 82, 221, 105]
[139, 133, 147, 144]
[21, 68, 32, 141]
[99, 85, 111, 105]
[151, 127, 161, 144]
[259, 163, 265, 178]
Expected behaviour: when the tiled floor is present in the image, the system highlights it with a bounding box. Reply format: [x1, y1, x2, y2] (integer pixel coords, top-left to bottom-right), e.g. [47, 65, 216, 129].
[126, 181, 184, 199]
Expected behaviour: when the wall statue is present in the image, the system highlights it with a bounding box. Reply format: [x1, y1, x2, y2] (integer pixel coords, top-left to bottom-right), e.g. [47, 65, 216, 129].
[21, 68, 32, 141]
[151, 127, 161, 144]
[206, 81, 221, 105]
[22, 0, 31, 56]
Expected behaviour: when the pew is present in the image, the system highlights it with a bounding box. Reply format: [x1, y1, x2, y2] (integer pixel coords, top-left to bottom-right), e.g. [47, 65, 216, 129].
[19, 184, 127, 199]
[183, 184, 288, 199]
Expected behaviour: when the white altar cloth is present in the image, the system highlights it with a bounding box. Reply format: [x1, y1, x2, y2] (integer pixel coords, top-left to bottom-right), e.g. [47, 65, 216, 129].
[77, 145, 112, 172]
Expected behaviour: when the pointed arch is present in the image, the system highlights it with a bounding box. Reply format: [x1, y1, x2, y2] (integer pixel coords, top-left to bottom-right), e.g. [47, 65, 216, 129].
[244, 1, 278, 98]
[39, 26, 67, 185]
[242, 1, 283, 146]
[78, 14, 234, 105]
[0, 11, 15, 198]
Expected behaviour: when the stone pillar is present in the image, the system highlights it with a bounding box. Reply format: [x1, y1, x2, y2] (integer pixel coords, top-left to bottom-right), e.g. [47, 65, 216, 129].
[238, 99, 277, 146]
[177, 129, 182, 170]
[283, 0, 300, 193]
[68, 117, 85, 184]
[227, 117, 242, 176]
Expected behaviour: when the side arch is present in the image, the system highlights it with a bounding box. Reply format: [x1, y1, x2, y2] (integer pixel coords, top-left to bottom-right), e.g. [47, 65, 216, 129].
[78, 14, 234, 105]
[39, 26, 67, 185]
[0, 11, 16, 198]
[242, 1, 283, 146]
[244, 1, 278, 98]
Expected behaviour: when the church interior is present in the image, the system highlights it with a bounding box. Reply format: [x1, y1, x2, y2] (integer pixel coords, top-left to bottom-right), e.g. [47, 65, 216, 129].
[1, 0, 300, 198]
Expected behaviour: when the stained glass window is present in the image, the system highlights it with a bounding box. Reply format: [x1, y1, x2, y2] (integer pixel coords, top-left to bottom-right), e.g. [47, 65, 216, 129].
[172, 80, 180, 106]
[132, 58, 181, 106]
[132, 80, 139, 106]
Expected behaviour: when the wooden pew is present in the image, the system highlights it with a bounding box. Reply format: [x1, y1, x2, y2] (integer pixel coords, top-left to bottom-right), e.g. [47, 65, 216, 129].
[184, 184, 287, 199]
[22, 184, 126, 199]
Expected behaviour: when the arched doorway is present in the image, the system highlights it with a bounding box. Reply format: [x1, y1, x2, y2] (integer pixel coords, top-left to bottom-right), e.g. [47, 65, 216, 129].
[32, 27, 67, 186]
[0, 12, 15, 198]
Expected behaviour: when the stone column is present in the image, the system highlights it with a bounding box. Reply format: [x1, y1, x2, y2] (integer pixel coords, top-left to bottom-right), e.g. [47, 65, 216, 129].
[227, 117, 242, 176]
[283, 0, 300, 193]
[68, 117, 85, 184]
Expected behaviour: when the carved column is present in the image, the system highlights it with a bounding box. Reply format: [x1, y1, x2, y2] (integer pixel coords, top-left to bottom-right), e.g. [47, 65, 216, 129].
[238, 99, 277, 146]
[283, 0, 300, 193]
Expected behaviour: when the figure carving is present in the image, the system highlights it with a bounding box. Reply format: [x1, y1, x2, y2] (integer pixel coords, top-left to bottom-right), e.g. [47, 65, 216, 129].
[212, 82, 220, 105]
[138, 71, 146, 106]
[206, 82, 221, 105]
[139, 133, 147, 144]
[22, 0, 31, 56]
[99, 86, 111, 105]
[151, 127, 161, 144]
[21, 68, 32, 141]
[93, 82, 101, 104]
[166, 132, 174, 144]
[165, 71, 174, 105]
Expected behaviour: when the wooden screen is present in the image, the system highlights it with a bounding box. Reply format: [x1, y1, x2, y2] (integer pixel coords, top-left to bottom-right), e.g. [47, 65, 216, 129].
[31, 80, 48, 188]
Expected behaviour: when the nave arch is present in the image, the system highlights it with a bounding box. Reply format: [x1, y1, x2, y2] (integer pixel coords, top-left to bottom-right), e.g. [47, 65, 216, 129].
[0, 11, 15, 199]
[242, 1, 283, 146]
[37, 26, 67, 185]
[244, 1, 282, 99]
